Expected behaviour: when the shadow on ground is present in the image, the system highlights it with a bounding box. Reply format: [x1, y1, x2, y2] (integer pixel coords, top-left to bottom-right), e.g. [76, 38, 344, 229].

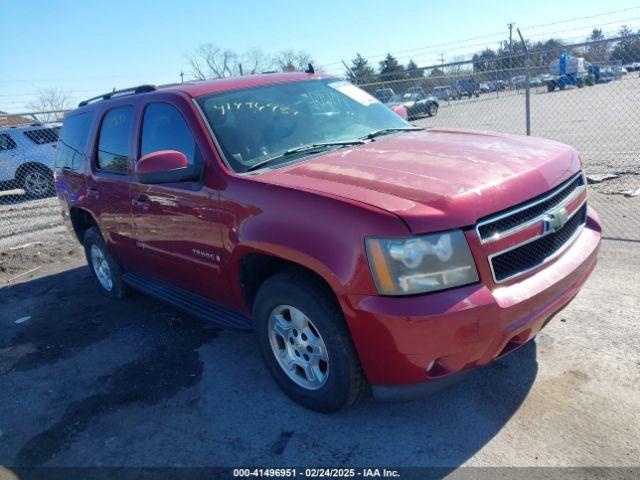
[0, 266, 538, 474]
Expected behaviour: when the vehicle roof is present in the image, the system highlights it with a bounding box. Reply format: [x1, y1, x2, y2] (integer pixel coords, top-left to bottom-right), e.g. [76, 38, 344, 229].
[0, 123, 61, 132]
[76, 72, 335, 111]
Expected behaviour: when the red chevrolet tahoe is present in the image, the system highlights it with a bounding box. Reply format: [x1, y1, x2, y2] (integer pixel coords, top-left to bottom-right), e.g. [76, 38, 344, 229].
[55, 73, 601, 412]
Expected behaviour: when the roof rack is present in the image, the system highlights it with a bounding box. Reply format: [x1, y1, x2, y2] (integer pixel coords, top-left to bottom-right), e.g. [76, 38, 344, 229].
[78, 84, 157, 107]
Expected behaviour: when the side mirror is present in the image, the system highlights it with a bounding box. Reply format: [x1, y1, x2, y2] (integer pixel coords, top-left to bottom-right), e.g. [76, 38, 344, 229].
[136, 150, 202, 184]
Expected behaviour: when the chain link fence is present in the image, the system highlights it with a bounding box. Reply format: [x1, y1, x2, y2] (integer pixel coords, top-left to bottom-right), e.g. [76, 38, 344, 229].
[353, 34, 640, 240]
[1, 35, 638, 276]
[0, 111, 68, 268]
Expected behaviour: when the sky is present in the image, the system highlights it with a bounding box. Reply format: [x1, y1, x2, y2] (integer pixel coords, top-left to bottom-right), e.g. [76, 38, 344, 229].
[1, 0, 639, 111]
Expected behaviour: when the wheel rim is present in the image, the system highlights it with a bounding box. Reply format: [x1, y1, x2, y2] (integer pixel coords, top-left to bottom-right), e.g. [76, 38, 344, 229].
[90, 244, 113, 292]
[268, 305, 329, 390]
[23, 171, 50, 196]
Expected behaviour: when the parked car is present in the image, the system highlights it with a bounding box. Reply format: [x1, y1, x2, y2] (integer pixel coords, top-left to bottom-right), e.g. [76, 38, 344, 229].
[487, 80, 507, 92]
[479, 82, 491, 94]
[406, 86, 427, 97]
[0, 123, 60, 198]
[432, 86, 458, 101]
[529, 76, 543, 87]
[373, 87, 395, 103]
[56, 73, 601, 412]
[387, 93, 438, 120]
[451, 79, 480, 98]
[511, 75, 527, 89]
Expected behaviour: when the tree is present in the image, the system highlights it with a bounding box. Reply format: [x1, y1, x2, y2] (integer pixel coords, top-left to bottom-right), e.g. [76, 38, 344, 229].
[429, 67, 444, 78]
[242, 48, 274, 75]
[610, 26, 640, 62]
[530, 38, 565, 68]
[379, 53, 404, 77]
[26, 87, 71, 120]
[405, 59, 422, 78]
[586, 28, 607, 62]
[187, 43, 240, 79]
[472, 48, 497, 73]
[347, 53, 374, 83]
[274, 49, 314, 72]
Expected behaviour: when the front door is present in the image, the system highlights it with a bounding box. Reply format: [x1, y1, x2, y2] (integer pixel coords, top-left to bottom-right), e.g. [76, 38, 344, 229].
[129, 101, 224, 299]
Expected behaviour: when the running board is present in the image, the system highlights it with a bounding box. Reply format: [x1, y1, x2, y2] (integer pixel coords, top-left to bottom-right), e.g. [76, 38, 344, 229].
[122, 271, 252, 331]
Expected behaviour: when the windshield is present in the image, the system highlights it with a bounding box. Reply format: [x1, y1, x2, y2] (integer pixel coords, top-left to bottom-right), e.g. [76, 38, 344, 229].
[197, 78, 409, 172]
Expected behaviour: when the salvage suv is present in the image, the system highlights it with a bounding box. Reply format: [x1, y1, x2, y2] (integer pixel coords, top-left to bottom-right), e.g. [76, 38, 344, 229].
[56, 73, 601, 412]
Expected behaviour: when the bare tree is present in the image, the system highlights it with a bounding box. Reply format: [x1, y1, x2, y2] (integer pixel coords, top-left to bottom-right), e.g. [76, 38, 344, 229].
[26, 87, 72, 121]
[187, 44, 315, 79]
[242, 48, 274, 74]
[274, 49, 314, 72]
[187, 43, 240, 79]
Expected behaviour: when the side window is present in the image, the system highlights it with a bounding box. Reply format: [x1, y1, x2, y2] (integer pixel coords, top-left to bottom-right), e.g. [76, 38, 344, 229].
[56, 112, 93, 171]
[0, 133, 17, 151]
[97, 106, 133, 173]
[24, 128, 60, 145]
[140, 103, 199, 165]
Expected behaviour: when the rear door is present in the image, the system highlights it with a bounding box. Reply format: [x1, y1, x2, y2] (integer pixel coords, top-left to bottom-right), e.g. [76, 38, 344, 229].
[85, 105, 137, 264]
[55, 112, 94, 204]
[129, 100, 223, 298]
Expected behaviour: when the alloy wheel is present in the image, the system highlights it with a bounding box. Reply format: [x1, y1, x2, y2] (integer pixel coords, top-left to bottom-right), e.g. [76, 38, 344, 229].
[90, 244, 113, 292]
[268, 305, 330, 390]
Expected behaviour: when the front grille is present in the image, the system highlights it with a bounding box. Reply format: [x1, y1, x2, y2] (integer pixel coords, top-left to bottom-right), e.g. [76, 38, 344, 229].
[490, 204, 587, 282]
[478, 173, 585, 240]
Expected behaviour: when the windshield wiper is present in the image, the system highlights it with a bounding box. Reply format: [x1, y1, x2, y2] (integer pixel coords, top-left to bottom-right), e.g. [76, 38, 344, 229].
[247, 140, 365, 172]
[362, 126, 424, 140]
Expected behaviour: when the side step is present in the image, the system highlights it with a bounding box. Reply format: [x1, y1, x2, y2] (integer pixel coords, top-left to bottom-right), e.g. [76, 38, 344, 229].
[122, 271, 252, 331]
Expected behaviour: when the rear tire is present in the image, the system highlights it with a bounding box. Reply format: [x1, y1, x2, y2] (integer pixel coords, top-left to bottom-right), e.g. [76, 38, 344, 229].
[83, 227, 127, 299]
[253, 269, 367, 413]
[428, 103, 438, 117]
[21, 166, 54, 198]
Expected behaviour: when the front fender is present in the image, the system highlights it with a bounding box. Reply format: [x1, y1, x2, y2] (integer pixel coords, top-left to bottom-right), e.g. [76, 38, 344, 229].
[220, 176, 411, 308]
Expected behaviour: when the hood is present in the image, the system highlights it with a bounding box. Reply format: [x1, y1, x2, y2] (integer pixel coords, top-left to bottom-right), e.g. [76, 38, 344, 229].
[261, 129, 581, 233]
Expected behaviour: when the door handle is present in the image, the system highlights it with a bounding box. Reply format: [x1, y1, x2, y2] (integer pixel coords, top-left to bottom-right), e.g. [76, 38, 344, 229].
[87, 187, 99, 198]
[132, 195, 150, 207]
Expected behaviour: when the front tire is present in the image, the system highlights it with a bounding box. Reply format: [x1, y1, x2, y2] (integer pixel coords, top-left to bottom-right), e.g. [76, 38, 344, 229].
[428, 103, 438, 117]
[253, 269, 367, 413]
[83, 227, 127, 299]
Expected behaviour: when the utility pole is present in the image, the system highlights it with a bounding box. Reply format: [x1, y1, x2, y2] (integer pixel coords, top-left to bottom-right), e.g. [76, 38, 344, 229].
[508, 22, 514, 75]
[180, 71, 184, 83]
[517, 27, 531, 136]
[439, 53, 445, 67]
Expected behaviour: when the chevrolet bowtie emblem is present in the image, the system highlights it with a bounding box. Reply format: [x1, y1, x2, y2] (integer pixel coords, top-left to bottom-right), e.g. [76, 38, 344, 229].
[543, 207, 569, 233]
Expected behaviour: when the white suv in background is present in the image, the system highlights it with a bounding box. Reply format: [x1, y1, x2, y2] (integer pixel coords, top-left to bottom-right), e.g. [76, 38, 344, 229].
[0, 123, 60, 198]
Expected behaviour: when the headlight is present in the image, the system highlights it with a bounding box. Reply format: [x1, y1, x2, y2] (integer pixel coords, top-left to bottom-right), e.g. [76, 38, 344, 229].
[365, 230, 479, 295]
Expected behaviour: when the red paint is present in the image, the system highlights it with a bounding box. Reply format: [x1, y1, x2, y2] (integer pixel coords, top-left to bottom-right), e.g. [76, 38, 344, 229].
[56, 73, 601, 389]
[137, 150, 188, 174]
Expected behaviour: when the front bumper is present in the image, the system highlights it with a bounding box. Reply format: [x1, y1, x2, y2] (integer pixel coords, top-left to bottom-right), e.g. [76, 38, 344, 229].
[340, 206, 601, 389]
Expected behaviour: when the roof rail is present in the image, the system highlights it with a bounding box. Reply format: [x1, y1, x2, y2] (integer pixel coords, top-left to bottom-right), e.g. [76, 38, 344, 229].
[78, 84, 157, 107]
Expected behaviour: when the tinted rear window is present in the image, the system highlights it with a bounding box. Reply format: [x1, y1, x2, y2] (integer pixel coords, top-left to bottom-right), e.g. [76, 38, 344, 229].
[97, 106, 133, 173]
[56, 112, 94, 171]
[24, 127, 60, 145]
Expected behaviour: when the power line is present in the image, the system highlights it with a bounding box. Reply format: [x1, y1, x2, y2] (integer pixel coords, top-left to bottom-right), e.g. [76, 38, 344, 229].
[326, 6, 640, 68]
[522, 6, 640, 30]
